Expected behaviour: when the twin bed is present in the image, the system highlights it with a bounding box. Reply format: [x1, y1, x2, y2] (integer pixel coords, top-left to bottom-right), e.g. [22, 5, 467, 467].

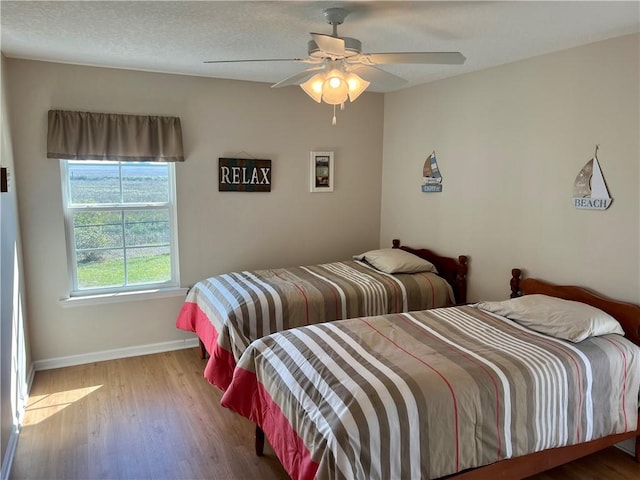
[176, 244, 640, 479]
[176, 240, 468, 389]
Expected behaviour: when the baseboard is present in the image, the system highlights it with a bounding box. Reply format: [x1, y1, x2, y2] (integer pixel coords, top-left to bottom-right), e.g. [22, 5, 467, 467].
[1, 426, 19, 480]
[32, 337, 200, 371]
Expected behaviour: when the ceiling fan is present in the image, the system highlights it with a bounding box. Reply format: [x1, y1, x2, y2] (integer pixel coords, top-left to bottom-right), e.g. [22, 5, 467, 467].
[205, 7, 465, 123]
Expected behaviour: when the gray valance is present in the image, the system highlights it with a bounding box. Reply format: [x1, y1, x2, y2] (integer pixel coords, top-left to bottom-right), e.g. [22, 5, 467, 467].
[47, 109, 185, 162]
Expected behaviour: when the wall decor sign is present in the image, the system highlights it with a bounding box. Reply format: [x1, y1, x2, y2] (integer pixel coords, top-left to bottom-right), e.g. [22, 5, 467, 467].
[421, 151, 442, 192]
[218, 158, 271, 192]
[310, 151, 334, 192]
[572, 146, 612, 210]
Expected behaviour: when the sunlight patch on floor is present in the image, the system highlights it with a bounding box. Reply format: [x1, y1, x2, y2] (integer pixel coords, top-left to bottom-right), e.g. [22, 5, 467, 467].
[22, 385, 103, 425]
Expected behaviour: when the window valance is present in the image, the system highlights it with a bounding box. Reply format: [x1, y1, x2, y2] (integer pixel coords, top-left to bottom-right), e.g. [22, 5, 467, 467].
[47, 110, 185, 162]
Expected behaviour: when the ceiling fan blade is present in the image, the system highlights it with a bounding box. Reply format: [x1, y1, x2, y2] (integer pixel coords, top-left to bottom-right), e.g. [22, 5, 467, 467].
[204, 58, 309, 64]
[350, 65, 408, 90]
[362, 52, 466, 65]
[310, 33, 346, 57]
[271, 66, 325, 88]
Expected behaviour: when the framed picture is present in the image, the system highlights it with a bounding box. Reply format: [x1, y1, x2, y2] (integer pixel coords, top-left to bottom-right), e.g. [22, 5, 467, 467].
[310, 151, 334, 192]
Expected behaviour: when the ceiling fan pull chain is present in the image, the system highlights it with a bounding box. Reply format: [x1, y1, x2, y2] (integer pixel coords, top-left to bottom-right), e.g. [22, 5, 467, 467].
[332, 105, 337, 126]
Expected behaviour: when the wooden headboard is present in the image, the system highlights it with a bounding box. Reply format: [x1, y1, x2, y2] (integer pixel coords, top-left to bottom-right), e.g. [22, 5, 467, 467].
[392, 239, 469, 304]
[510, 268, 640, 347]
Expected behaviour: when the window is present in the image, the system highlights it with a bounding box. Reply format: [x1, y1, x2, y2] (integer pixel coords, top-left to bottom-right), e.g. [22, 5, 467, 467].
[60, 160, 179, 296]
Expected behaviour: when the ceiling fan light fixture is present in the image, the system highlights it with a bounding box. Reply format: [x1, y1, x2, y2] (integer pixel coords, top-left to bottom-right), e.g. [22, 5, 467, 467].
[345, 72, 370, 102]
[299, 65, 370, 124]
[300, 74, 325, 103]
[321, 69, 349, 105]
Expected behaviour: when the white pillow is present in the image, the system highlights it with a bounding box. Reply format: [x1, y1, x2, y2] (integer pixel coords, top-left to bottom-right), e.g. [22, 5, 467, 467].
[476, 294, 624, 342]
[353, 248, 437, 274]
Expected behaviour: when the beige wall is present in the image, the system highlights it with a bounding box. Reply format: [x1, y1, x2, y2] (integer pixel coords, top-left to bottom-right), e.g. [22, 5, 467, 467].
[6, 33, 639, 365]
[5, 60, 384, 363]
[381, 34, 640, 303]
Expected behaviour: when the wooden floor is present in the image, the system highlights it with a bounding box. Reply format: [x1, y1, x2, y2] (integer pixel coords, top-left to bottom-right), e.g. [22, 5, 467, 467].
[10, 348, 640, 480]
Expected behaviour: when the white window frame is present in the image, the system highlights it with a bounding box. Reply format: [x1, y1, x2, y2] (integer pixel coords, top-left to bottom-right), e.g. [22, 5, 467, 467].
[60, 160, 180, 297]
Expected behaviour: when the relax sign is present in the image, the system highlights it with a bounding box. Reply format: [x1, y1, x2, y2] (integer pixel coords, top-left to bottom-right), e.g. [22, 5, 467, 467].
[218, 158, 271, 192]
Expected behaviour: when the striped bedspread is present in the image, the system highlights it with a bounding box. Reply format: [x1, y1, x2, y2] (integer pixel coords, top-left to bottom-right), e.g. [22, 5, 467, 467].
[221, 305, 640, 480]
[176, 260, 454, 389]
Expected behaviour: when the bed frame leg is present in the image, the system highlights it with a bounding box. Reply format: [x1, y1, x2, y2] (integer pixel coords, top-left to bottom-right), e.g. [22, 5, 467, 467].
[198, 339, 207, 359]
[255, 425, 265, 457]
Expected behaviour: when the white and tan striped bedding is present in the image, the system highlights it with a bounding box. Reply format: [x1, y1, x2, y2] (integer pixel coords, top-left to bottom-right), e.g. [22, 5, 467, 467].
[176, 260, 454, 389]
[221, 305, 640, 480]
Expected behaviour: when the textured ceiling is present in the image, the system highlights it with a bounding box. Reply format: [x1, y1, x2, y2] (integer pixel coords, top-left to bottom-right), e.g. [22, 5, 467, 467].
[1, 1, 639, 92]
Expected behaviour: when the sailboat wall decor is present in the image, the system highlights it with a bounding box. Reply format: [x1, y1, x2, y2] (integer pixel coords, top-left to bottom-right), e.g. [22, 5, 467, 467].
[422, 151, 443, 193]
[572, 146, 612, 210]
